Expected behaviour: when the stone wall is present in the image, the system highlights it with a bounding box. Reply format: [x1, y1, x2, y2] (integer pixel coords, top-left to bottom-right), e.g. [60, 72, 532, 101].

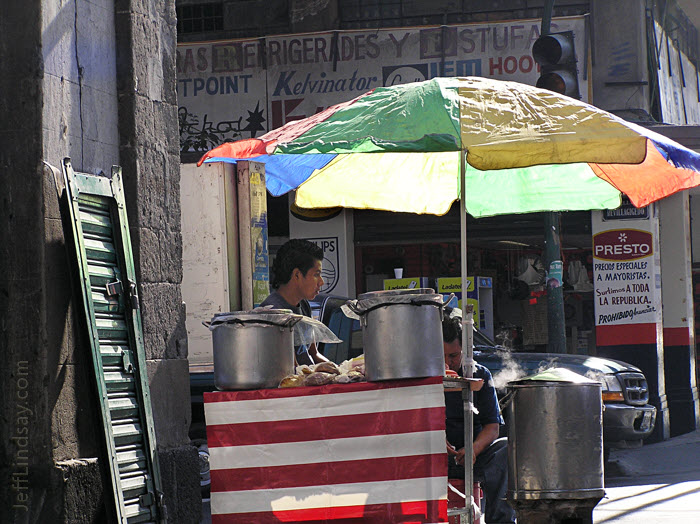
[0, 0, 199, 522]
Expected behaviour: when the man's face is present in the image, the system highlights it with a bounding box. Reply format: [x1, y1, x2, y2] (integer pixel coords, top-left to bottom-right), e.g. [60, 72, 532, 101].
[443, 338, 462, 372]
[297, 260, 324, 300]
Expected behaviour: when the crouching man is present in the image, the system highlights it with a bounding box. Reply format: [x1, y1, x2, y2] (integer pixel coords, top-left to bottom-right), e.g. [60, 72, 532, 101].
[443, 313, 516, 524]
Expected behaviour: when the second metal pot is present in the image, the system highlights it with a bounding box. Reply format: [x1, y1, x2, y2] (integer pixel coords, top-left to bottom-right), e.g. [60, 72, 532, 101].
[358, 289, 445, 381]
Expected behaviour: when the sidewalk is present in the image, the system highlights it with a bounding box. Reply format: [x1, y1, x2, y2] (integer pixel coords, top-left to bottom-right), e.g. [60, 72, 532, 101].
[594, 429, 700, 523]
[605, 429, 700, 481]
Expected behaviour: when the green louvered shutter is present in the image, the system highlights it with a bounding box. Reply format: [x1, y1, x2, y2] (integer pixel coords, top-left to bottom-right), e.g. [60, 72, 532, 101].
[54, 158, 166, 523]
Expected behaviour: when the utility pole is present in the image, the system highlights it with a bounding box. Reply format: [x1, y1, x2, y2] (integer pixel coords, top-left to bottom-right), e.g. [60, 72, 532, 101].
[541, 0, 567, 354]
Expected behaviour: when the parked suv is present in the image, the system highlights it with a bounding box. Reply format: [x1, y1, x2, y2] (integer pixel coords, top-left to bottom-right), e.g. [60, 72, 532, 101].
[472, 329, 656, 457]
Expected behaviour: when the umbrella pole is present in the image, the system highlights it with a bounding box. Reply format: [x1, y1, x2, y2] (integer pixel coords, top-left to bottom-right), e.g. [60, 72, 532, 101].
[460, 151, 475, 524]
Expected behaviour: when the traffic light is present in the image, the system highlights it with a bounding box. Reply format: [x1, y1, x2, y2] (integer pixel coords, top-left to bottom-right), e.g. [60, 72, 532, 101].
[532, 31, 580, 99]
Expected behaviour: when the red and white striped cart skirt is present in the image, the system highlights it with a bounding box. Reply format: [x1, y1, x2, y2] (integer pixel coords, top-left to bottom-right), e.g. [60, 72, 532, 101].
[204, 376, 448, 523]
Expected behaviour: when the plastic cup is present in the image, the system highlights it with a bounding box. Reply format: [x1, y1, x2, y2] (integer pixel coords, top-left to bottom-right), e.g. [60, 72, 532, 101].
[394, 268, 403, 278]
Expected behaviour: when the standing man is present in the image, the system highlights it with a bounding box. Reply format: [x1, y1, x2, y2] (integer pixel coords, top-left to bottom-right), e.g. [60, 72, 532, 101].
[261, 239, 329, 365]
[443, 313, 516, 524]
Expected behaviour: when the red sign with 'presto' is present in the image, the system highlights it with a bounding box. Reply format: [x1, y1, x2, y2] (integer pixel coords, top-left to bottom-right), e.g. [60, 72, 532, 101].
[593, 229, 653, 261]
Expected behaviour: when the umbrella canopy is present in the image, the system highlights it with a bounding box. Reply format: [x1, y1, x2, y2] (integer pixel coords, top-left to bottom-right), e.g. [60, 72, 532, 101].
[199, 76, 700, 508]
[199, 76, 700, 217]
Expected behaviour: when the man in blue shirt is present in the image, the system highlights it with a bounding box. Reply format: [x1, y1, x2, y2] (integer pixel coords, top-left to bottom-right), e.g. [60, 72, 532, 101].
[443, 313, 516, 524]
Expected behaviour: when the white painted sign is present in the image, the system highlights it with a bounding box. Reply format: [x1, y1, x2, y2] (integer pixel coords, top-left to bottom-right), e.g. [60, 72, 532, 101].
[592, 211, 662, 327]
[177, 16, 589, 152]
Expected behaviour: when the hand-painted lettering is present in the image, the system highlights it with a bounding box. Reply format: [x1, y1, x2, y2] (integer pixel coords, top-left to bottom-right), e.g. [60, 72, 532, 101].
[389, 32, 411, 58]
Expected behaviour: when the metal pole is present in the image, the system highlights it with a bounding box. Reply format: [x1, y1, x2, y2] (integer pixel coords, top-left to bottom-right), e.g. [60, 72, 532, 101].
[541, 0, 567, 353]
[541, 0, 555, 35]
[460, 150, 474, 523]
[544, 212, 567, 353]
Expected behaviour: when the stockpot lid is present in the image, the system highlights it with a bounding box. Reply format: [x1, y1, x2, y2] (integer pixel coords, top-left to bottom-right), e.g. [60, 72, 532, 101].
[344, 288, 445, 318]
[358, 288, 436, 300]
[208, 308, 303, 329]
[506, 367, 602, 388]
[207, 308, 342, 346]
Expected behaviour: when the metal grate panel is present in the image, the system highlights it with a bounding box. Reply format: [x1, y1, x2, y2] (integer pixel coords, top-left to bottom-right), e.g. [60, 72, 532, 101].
[54, 158, 166, 523]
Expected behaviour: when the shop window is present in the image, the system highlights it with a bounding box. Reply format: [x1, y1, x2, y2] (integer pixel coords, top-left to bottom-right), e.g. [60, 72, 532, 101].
[177, 3, 224, 34]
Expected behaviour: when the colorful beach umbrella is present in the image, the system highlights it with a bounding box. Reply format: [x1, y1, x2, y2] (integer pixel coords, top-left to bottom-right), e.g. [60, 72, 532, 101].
[199, 76, 700, 217]
[199, 76, 700, 510]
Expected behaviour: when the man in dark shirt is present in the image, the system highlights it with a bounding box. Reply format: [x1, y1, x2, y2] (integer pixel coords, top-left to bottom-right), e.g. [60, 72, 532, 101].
[443, 314, 516, 524]
[260, 239, 329, 366]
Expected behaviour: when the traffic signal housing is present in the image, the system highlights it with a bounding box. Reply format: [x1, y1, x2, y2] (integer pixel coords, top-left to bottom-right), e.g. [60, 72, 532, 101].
[532, 31, 580, 99]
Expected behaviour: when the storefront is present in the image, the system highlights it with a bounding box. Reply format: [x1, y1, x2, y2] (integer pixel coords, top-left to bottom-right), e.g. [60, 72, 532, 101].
[335, 205, 597, 354]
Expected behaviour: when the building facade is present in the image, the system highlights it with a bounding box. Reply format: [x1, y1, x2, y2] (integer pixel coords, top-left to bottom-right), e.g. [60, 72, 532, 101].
[1, 0, 200, 522]
[176, 0, 700, 443]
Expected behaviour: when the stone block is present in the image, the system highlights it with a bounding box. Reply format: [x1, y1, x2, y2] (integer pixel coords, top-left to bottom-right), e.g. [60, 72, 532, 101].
[43, 161, 66, 222]
[52, 458, 112, 524]
[140, 282, 188, 360]
[51, 363, 103, 460]
[43, 216, 88, 368]
[47, 445, 200, 523]
[41, 1, 79, 83]
[121, 7, 175, 105]
[137, 223, 183, 284]
[79, 84, 119, 150]
[41, 74, 81, 146]
[164, 108, 181, 157]
[157, 444, 202, 524]
[162, 46, 179, 107]
[147, 358, 192, 447]
[161, 227, 183, 284]
[113, 13, 136, 95]
[126, 146, 168, 231]
[136, 226, 162, 282]
[76, 0, 117, 95]
[80, 137, 121, 177]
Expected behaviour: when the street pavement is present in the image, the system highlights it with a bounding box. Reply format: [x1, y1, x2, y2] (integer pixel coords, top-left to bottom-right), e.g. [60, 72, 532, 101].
[594, 429, 700, 523]
[200, 430, 700, 523]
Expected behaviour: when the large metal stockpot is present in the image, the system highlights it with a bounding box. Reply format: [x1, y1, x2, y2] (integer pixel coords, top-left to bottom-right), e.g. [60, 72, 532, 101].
[355, 288, 445, 381]
[208, 310, 300, 390]
[506, 368, 604, 516]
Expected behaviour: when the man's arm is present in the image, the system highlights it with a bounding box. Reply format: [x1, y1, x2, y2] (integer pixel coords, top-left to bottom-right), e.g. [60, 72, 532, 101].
[472, 422, 500, 464]
[308, 342, 330, 363]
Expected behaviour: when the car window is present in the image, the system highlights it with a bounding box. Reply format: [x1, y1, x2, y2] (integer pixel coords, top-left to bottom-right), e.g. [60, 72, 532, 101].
[473, 328, 497, 348]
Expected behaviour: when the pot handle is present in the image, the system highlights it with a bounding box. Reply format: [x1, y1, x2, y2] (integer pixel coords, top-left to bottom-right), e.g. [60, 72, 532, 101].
[343, 300, 363, 316]
[281, 316, 302, 329]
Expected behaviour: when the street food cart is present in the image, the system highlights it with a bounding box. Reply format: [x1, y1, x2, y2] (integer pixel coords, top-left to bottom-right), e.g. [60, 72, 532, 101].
[203, 292, 481, 523]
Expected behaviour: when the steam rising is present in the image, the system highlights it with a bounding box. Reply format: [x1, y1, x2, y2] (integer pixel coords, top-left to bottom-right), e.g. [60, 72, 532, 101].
[489, 353, 605, 390]
[490, 353, 588, 390]
[492, 353, 530, 390]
